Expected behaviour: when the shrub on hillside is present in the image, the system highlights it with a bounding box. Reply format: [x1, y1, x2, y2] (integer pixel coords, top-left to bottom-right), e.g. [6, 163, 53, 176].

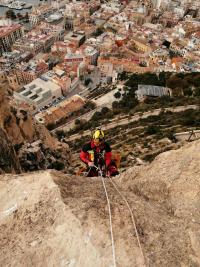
[83, 100, 96, 110]
[46, 122, 56, 130]
[118, 71, 129, 81]
[101, 106, 111, 115]
[145, 125, 161, 135]
[75, 119, 81, 125]
[91, 111, 102, 121]
[56, 130, 65, 140]
[114, 91, 121, 99]
[180, 109, 200, 126]
[51, 161, 65, 170]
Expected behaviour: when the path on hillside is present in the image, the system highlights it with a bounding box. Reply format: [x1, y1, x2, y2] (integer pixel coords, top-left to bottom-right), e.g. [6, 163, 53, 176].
[51, 103, 112, 134]
[65, 105, 199, 141]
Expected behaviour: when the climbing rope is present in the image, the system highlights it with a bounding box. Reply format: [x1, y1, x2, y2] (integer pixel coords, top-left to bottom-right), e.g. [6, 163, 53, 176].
[85, 165, 117, 266]
[108, 176, 146, 266]
[85, 164, 146, 266]
[99, 167, 117, 267]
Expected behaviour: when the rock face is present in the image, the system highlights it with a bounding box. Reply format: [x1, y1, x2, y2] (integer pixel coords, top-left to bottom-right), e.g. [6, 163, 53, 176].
[0, 88, 71, 173]
[0, 171, 122, 267]
[0, 128, 21, 174]
[0, 140, 200, 267]
[18, 140, 70, 172]
[118, 139, 200, 266]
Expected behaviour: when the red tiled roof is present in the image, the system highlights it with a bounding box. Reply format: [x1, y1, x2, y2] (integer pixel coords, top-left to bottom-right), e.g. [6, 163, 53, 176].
[42, 97, 85, 124]
[0, 24, 22, 38]
[36, 62, 48, 71]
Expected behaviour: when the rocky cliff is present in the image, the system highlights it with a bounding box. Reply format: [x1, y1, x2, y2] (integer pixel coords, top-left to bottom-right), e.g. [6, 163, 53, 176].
[0, 139, 199, 267]
[0, 128, 21, 174]
[0, 87, 70, 173]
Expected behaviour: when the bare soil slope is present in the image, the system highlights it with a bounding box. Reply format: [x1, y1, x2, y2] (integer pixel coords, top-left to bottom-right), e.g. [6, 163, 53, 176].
[0, 140, 200, 267]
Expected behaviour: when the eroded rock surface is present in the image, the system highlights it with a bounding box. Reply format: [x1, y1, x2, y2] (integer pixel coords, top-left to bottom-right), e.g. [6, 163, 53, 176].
[0, 128, 21, 173]
[0, 87, 71, 173]
[0, 140, 200, 267]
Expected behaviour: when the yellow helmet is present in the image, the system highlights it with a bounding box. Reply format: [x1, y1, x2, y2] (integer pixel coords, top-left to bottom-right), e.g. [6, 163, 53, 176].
[93, 129, 104, 140]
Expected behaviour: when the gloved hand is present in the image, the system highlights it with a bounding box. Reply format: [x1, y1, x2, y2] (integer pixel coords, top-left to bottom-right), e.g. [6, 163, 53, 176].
[88, 162, 94, 167]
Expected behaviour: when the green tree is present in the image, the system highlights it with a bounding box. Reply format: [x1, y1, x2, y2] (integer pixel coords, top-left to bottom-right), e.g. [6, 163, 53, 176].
[112, 101, 120, 109]
[183, 87, 192, 96]
[181, 109, 200, 126]
[84, 100, 96, 110]
[158, 72, 168, 86]
[5, 10, 16, 19]
[75, 119, 81, 125]
[118, 71, 128, 81]
[114, 91, 121, 99]
[56, 130, 65, 140]
[92, 27, 104, 37]
[145, 125, 161, 135]
[91, 111, 102, 121]
[166, 76, 188, 91]
[84, 78, 92, 86]
[46, 122, 56, 131]
[101, 106, 110, 115]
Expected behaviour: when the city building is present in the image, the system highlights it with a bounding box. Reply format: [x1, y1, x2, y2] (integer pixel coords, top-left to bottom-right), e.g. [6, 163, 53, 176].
[35, 94, 86, 125]
[0, 0, 200, 98]
[14, 77, 62, 109]
[136, 84, 172, 101]
[40, 69, 72, 96]
[131, 38, 152, 53]
[64, 9, 85, 30]
[29, 13, 42, 28]
[12, 23, 64, 55]
[0, 23, 24, 55]
[65, 31, 86, 48]
[5, 59, 49, 90]
[64, 52, 84, 65]
[51, 41, 77, 54]
[81, 46, 99, 65]
[30, 4, 56, 27]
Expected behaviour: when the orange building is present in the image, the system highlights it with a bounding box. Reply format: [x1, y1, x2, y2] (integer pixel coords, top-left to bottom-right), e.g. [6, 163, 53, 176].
[35, 95, 85, 125]
[98, 56, 155, 73]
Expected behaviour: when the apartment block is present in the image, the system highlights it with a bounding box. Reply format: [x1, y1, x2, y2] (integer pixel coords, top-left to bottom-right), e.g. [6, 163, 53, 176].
[0, 24, 24, 55]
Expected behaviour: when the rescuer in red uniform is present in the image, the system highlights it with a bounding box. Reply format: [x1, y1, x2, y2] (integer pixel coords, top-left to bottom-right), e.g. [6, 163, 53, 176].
[80, 129, 119, 177]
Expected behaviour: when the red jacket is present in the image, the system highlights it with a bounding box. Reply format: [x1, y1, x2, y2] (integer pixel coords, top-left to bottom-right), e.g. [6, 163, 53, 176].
[80, 140, 112, 167]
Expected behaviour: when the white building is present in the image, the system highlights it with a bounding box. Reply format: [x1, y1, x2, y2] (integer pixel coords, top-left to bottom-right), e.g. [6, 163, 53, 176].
[136, 84, 171, 101]
[14, 77, 62, 109]
[83, 46, 99, 65]
[101, 1, 124, 13]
